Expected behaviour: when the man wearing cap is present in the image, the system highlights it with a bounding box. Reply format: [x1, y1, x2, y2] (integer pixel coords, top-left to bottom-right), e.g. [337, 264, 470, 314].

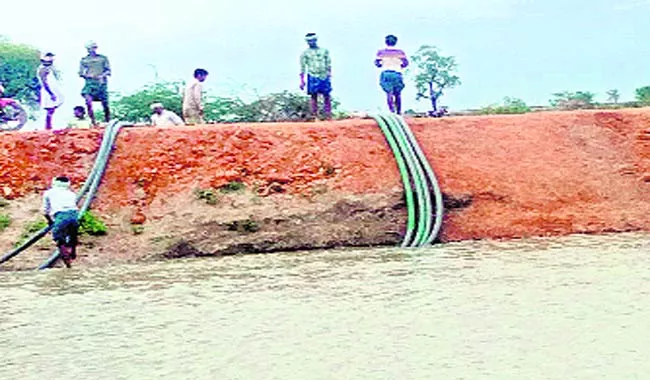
[79, 41, 111, 125]
[43, 176, 79, 268]
[150, 103, 184, 127]
[299, 33, 332, 120]
[38, 52, 64, 130]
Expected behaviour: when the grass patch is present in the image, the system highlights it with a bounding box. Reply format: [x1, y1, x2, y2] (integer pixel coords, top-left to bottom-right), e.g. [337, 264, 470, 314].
[194, 188, 219, 205]
[225, 218, 260, 233]
[0, 214, 10, 232]
[15, 219, 48, 247]
[79, 211, 108, 236]
[219, 181, 246, 194]
[132, 225, 145, 235]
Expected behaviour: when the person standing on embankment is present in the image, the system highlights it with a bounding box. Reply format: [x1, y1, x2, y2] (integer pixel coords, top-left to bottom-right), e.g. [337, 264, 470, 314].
[37, 52, 64, 130]
[375, 34, 408, 114]
[79, 41, 111, 126]
[299, 33, 332, 120]
[182, 68, 209, 125]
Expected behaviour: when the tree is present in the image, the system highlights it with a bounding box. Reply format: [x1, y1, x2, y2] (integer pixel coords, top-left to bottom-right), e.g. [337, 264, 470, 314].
[549, 91, 595, 109]
[606, 89, 620, 104]
[0, 36, 40, 109]
[411, 45, 460, 114]
[108, 83, 344, 124]
[635, 86, 650, 105]
[110, 82, 184, 123]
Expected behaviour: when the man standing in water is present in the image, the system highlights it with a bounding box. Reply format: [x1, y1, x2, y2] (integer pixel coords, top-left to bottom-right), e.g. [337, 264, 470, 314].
[299, 33, 332, 120]
[43, 176, 79, 268]
[79, 41, 111, 125]
[375, 35, 409, 114]
[38, 52, 64, 130]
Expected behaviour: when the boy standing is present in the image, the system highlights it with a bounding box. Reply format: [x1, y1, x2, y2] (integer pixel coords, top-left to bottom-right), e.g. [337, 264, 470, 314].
[299, 33, 332, 120]
[43, 176, 79, 268]
[375, 35, 409, 114]
[182, 69, 209, 125]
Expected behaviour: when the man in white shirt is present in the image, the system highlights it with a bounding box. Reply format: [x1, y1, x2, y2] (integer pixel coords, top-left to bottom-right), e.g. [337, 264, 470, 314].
[150, 103, 184, 127]
[43, 176, 79, 268]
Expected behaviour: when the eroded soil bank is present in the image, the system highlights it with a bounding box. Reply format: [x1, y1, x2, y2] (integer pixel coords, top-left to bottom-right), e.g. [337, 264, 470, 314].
[1, 109, 649, 269]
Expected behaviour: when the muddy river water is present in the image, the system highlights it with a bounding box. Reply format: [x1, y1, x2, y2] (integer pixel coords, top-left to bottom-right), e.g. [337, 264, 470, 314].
[1, 233, 649, 379]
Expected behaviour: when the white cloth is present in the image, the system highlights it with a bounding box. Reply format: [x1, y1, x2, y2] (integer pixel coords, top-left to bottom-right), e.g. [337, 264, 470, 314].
[151, 110, 184, 127]
[38, 66, 64, 109]
[42, 187, 78, 217]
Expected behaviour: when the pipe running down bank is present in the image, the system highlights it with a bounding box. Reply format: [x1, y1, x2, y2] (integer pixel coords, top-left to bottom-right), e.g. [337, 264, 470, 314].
[2, 115, 441, 268]
[0, 120, 125, 269]
[370, 114, 444, 247]
[37, 121, 126, 270]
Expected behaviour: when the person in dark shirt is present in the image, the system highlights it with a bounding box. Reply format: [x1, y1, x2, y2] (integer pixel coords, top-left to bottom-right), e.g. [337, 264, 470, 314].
[79, 41, 111, 125]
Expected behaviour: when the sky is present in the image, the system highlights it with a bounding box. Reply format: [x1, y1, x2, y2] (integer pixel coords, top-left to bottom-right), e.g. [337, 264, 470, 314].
[2, 0, 650, 127]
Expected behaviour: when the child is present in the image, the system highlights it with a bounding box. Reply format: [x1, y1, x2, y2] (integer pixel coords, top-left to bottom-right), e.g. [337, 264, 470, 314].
[182, 69, 209, 124]
[43, 176, 79, 268]
[67, 106, 93, 129]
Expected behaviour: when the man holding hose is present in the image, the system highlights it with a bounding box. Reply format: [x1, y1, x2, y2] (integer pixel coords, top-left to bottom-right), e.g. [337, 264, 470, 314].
[43, 176, 79, 268]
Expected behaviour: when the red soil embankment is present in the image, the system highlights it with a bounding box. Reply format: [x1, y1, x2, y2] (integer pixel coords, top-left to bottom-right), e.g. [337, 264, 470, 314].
[0, 108, 649, 267]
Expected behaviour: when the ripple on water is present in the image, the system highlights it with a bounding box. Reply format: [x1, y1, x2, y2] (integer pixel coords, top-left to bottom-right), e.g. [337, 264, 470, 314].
[0, 232, 649, 379]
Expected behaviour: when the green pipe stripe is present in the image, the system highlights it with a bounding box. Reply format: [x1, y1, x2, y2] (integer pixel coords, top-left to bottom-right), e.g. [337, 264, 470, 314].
[371, 114, 416, 247]
[392, 115, 445, 245]
[382, 114, 431, 247]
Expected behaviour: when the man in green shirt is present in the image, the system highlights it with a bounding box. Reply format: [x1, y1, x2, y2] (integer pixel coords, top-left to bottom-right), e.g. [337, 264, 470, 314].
[299, 33, 332, 120]
[79, 41, 111, 125]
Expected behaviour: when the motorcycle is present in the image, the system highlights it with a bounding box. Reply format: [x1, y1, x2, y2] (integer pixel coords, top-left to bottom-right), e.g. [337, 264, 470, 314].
[0, 97, 28, 131]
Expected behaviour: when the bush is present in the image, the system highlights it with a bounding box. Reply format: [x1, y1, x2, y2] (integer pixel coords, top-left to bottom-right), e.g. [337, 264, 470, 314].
[194, 188, 219, 205]
[550, 91, 595, 109]
[219, 181, 246, 193]
[226, 218, 260, 233]
[78, 211, 107, 236]
[0, 214, 10, 232]
[15, 219, 48, 247]
[106, 84, 348, 124]
[480, 97, 531, 115]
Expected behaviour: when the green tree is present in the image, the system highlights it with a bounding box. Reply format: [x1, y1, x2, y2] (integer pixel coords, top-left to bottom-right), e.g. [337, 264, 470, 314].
[111, 82, 184, 123]
[606, 89, 620, 104]
[411, 45, 461, 113]
[635, 86, 650, 105]
[0, 36, 40, 109]
[480, 97, 531, 115]
[109, 82, 347, 124]
[550, 91, 595, 109]
[203, 96, 248, 122]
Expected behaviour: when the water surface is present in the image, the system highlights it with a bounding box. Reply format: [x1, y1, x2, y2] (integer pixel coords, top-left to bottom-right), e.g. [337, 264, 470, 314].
[1, 233, 649, 379]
